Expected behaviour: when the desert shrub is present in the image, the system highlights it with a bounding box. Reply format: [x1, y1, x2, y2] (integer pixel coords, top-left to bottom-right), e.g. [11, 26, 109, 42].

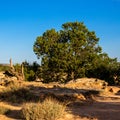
[21, 98, 66, 120]
[0, 83, 39, 103]
[0, 106, 10, 115]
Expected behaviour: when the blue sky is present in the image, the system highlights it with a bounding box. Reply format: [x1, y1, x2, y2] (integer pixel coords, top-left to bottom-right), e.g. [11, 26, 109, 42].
[0, 0, 120, 64]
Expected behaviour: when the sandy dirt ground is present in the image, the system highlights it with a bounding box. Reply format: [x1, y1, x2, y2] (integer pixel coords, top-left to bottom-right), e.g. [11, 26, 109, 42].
[68, 94, 120, 120]
[0, 81, 120, 120]
[0, 94, 120, 120]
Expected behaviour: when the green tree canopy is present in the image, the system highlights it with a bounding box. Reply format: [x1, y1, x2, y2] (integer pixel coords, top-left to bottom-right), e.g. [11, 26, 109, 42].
[33, 22, 119, 83]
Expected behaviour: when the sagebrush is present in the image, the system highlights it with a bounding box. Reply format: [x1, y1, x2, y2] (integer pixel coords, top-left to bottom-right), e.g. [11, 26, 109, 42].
[21, 98, 66, 120]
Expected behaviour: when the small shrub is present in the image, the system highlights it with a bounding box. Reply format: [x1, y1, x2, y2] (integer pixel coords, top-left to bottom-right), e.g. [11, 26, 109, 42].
[21, 98, 66, 120]
[0, 83, 39, 103]
[0, 106, 10, 115]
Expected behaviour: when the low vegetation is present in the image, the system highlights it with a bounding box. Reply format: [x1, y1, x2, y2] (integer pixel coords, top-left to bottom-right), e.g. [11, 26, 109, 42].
[21, 98, 66, 120]
[0, 81, 39, 103]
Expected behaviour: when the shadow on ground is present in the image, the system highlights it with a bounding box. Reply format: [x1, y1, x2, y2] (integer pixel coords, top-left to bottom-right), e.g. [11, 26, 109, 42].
[0, 85, 100, 104]
[69, 97, 120, 120]
[1, 85, 120, 120]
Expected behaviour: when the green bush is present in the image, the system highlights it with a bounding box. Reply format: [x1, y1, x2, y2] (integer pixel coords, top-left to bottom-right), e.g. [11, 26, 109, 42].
[21, 98, 66, 120]
[24, 70, 35, 81]
[23, 61, 40, 81]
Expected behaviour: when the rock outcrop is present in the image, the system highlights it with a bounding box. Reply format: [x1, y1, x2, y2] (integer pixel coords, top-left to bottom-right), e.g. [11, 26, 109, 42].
[65, 78, 108, 90]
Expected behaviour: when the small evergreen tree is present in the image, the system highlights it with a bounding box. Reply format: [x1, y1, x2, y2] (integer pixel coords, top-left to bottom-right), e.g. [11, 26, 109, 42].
[33, 21, 120, 84]
[33, 22, 102, 83]
[23, 61, 39, 81]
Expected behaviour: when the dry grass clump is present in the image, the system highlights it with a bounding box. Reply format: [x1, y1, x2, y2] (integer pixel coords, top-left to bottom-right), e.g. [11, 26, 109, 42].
[21, 98, 66, 120]
[0, 81, 39, 103]
[0, 105, 10, 115]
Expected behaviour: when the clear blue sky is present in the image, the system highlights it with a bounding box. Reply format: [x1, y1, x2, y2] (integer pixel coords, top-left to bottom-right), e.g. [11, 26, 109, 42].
[0, 0, 120, 64]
